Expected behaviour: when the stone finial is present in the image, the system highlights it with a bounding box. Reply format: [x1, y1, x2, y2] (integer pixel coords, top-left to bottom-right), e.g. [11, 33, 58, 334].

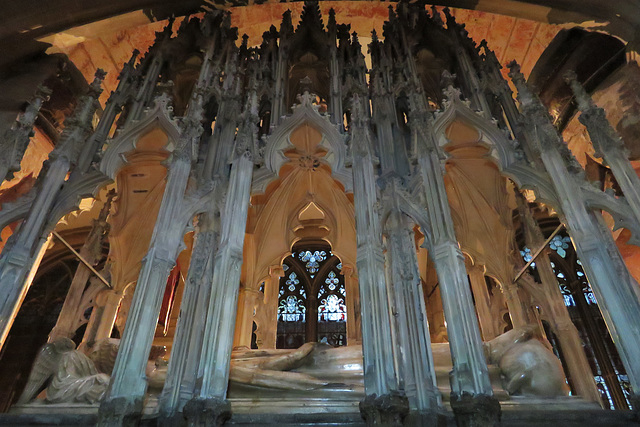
[52, 69, 105, 163]
[89, 69, 107, 97]
[371, 29, 379, 44]
[154, 15, 175, 44]
[507, 60, 536, 108]
[0, 85, 51, 181]
[327, 8, 336, 33]
[564, 70, 626, 155]
[298, 0, 324, 31]
[119, 49, 139, 81]
[431, 5, 444, 27]
[563, 70, 595, 113]
[280, 10, 294, 36]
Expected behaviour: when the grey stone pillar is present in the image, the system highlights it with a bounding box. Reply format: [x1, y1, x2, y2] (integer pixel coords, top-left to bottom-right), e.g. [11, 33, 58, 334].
[98, 155, 192, 426]
[184, 151, 253, 426]
[350, 95, 408, 426]
[467, 264, 499, 341]
[511, 62, 640, 401]
[566, 72, 640, 226]
[410, 92, 499, 424]
[49, 191, 114, 341]
[515, 192, 601, 404]
[159, 212, 219, 419]
[383, 198, 440, 423]
[0, 71, 104, 351]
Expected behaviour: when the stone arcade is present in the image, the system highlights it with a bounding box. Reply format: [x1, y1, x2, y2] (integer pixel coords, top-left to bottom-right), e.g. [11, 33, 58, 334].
[0, 1, 640, 426]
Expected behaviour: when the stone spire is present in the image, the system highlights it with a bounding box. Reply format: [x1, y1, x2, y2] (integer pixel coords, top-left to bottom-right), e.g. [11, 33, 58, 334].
[297, 0, 324, 32]
[51, 70, 106, 166]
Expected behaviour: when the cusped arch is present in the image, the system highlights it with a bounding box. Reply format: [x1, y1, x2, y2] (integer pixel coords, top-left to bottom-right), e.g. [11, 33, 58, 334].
[432, 97, 562, 209]
[253, 95, 352, 194]
[101, 96, 181, 179]
[380, 189, 434, 251]
[433, 98, 516, 173]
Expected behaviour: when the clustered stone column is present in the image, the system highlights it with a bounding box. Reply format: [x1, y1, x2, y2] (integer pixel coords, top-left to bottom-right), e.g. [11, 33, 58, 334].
[350, 95, 405, 425]
[511, 62, 640, 410]
[383, 191, 440, 424]
[98, 20, 223, 424]
[413, 116, 500, 425]
[515, 192, 601, 403]
[0, 71, 105, 349]
[9, 3, 640, 427]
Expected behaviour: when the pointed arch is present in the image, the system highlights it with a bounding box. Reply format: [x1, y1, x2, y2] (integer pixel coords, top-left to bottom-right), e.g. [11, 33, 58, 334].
[101, 96, 181, 179]
[253, 96, 351, 195]
[432, 98, 561, 209]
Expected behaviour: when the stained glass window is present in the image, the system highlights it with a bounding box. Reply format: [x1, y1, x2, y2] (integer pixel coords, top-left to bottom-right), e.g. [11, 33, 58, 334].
[549, 235, 572, 258]
[535, 231, 631, 410]
[278, 295, 306, 322]
[317, 269, 347, 346]
[278, 272, 307, 321]
[520, 247, 536, 268]
[277, 247, 347, 348]
[298, 250, 327, 277]
[277, 266, 308, 349]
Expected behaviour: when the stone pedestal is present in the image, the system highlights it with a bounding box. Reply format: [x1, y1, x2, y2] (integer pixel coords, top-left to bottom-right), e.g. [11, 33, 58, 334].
[359, 392, 409, 427]
[450, 392, 501, 427]
[97, 396, 143, 427]
[183, 397, 231, 427]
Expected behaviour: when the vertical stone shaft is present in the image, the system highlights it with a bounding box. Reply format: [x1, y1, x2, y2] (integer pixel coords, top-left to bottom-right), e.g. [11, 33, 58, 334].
[467, 265, 498, 340]
[125, 52, 165, 126]
[49, 191, 113, 341]
[0, 72, 104, 350]
[350, 96, 396, 396]
[160, 212, 218, 415]
[516, 193, 600, 403]
[385, 207, 439, 411]
[82, 288, 122, 346]
[548, 146, 640, 392]
[103, 156, 191, 404]
[501, 284, 530, 329]
[567, 74, 640, 225]
[196, 153, 253, 399]
[418, 148, 493, 396]
[76, 51, 139, 174]
[511, 64, 640, 393]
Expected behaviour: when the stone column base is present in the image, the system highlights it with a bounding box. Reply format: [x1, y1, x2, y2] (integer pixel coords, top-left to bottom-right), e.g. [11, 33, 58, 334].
[183, 397, 232, 427]
[359, 391, 410, 426]
[450, 392, 501, 427]
[404, 409, 446, 427]
[97, 396, 143, 427]
[630, 393, 640, 422]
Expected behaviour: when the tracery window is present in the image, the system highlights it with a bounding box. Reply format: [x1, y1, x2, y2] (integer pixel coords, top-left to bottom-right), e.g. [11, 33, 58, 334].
[276, 270, 308, 349]
[298, 250, 326, 277]
[276, 245, 347, 349]
[317, 270, 347, 346]
[520, 232, 632, 410]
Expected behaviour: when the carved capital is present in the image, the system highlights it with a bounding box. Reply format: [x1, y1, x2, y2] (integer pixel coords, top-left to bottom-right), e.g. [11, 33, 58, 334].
[183, 397, 232, 427]
[359, 391, 409, 426]
[450, 392, 501, 427]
